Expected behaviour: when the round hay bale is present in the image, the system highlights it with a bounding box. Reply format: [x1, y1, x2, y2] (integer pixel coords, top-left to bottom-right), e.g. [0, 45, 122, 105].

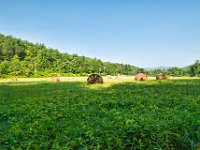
[107, 75, 112, 79]
[87, 74, 103, 84]
[156, 73, 167, 80]
[50, 77, 60, 82]
[115, 74, 121, 80]
[135, 73, 148, 81]
[10, 78, 18, 82]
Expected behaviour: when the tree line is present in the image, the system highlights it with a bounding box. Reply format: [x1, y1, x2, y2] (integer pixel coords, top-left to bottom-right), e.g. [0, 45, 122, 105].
[146, 60, 200, 77]
[0, 34, 142, 78]
[0, 34, 199, 78]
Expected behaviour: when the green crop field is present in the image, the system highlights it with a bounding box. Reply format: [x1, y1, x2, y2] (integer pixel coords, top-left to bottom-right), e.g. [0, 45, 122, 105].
[0, 79, 200, 149]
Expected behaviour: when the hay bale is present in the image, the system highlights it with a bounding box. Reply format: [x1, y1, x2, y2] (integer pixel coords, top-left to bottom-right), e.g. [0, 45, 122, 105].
[135, 73, 147, 81]
[107, 75, 112, 79]
[156, 73, 167, 80]
[10, 78, 18, 82]
[50, 77, 60, 82]
[115, 74, 121, 80]
[87, 74, 103, 84]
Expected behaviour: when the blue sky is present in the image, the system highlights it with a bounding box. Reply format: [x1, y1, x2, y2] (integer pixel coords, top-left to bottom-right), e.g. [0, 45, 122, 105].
[0, 0, 200, 68]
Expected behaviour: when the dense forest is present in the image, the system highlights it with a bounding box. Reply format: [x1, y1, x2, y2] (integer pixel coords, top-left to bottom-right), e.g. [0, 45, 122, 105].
[0, 33, 199, 78]
[0, 34, 142, 77]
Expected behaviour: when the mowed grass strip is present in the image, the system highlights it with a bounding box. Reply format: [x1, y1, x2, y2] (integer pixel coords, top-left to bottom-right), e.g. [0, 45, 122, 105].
[0, 79, 200, 149]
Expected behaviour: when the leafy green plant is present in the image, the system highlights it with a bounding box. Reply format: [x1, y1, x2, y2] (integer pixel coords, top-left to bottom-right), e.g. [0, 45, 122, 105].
[0, 79, 200, 149]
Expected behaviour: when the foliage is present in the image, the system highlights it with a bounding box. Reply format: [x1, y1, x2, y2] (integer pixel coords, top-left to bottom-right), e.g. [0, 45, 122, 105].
[0, 33, 199, 77]
[0, 80, 200, 149]
[146, 61, 200, 77]
[188, 60, 200, 77]
[0, 34, 140, 77]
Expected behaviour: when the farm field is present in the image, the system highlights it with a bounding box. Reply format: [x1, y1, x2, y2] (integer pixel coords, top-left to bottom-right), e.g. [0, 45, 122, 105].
[0, 78, 200, 149]
[0, 76, 199, 83]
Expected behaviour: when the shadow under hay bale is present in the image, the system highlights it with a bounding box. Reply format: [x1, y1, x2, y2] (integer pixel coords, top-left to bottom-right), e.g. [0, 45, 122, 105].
[87, 74, 103, 84]
[135, 73, 148, 81]
[50, 77, 60, 82]
[10, 78, 18, 82]
[156, 73, 167, 80]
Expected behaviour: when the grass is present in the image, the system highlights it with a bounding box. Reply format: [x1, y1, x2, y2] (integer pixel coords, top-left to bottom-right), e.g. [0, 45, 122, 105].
[0, 78, 200, 149]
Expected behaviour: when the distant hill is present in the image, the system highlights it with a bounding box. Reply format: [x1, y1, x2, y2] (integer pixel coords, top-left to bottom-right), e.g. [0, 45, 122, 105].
[145, 60, 200, 77]
[145, 66, 173, 71]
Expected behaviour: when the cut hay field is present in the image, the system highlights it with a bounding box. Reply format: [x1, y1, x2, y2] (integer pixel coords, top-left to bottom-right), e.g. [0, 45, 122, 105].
[0, 76, 199, 83]
[0, 78, 200, 149]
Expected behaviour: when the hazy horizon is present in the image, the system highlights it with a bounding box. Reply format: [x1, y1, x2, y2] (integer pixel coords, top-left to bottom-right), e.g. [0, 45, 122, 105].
[1, 0, 199, 68]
